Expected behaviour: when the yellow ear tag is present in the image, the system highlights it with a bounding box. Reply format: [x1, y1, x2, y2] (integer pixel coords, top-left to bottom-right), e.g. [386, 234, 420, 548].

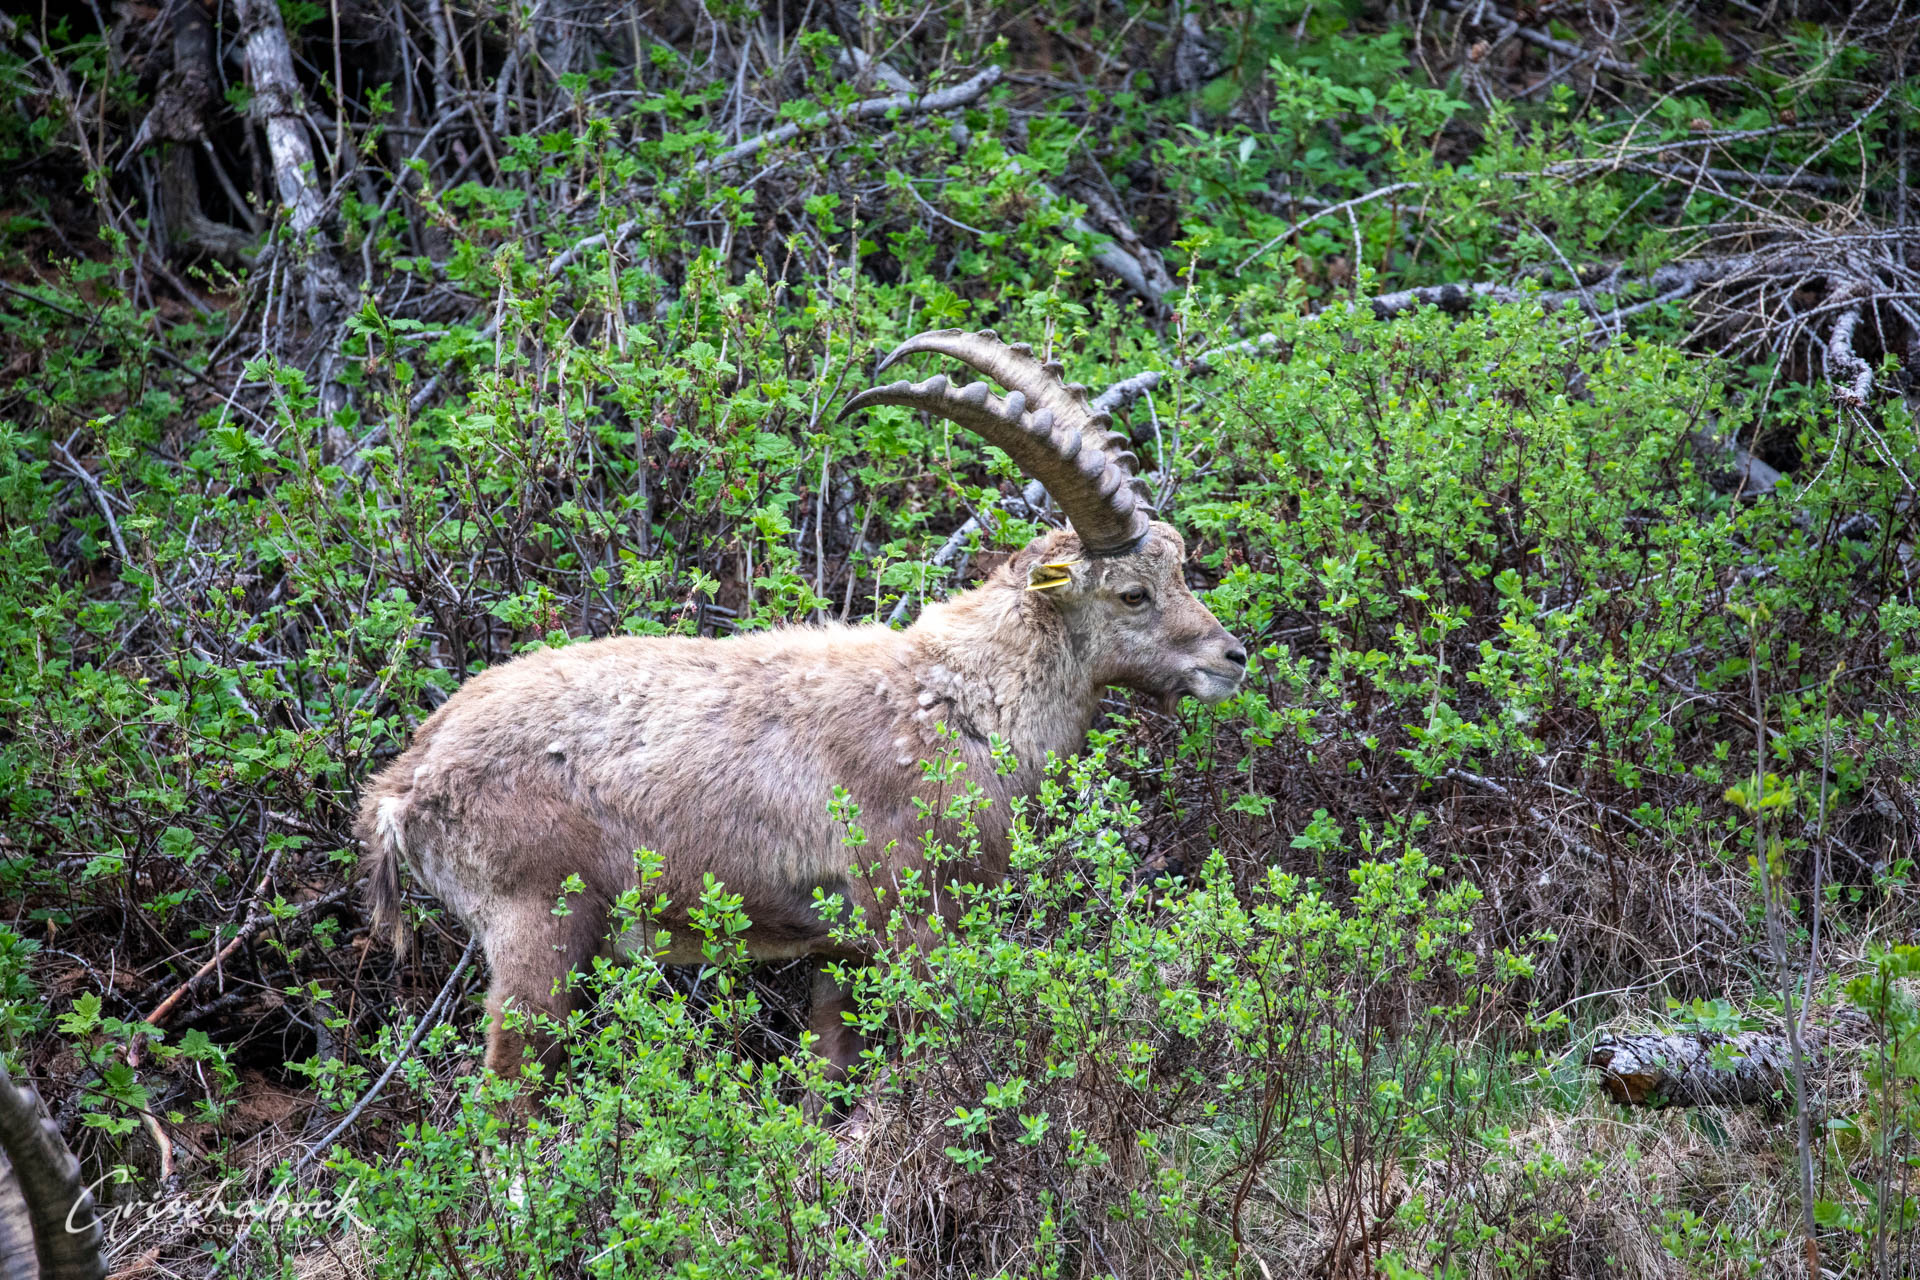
[1026, 559, 1079, 592]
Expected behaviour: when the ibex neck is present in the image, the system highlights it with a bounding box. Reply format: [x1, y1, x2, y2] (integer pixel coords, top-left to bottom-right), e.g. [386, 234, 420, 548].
[903, 579, 1102, 780]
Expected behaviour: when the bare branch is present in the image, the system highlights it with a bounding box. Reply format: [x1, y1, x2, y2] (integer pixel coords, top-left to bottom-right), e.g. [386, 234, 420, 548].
[1826, 297, 1877, 405]
[1369, 280, 1524, 318]
[1234, 183, 1423, 274]
[50, 443, 130, 564]
[837, 46, 916, 95]
[292, 936, 479, 1178]
[694, 66, 1002, 176]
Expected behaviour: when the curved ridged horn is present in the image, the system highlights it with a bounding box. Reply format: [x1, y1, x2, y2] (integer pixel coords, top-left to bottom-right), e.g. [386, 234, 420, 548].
[0, 1063, 105, 1280]
[838, 329, 1151, 556]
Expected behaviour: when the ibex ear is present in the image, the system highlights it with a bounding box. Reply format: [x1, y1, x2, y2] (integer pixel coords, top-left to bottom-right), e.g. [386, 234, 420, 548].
[1025, 558, 1080, 592]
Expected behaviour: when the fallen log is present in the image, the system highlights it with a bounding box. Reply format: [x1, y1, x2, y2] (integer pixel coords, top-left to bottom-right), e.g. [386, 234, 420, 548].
[1587, 1030, 1809, 1107]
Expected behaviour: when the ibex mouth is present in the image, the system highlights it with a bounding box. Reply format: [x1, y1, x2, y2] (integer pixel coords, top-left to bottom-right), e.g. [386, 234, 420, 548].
[1188, 666, 1246, 705]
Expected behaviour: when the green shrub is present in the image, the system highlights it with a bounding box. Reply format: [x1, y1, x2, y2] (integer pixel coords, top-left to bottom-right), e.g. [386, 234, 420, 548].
[255, 736, 1536, 1277]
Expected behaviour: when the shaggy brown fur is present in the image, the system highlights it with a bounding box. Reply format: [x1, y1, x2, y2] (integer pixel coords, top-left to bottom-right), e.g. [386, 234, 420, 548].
[357, 521, 1244, 1083]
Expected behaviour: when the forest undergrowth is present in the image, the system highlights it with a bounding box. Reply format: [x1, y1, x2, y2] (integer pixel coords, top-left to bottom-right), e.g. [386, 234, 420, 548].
[2, 0, 1919, 1275]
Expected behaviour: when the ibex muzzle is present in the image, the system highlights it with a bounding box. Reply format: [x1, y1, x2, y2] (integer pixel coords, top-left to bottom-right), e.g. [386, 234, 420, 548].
[357, 330, 1245, 1088]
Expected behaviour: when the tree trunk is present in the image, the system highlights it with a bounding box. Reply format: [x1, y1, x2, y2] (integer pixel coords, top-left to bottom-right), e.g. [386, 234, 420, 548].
[148, 0, 255, 259]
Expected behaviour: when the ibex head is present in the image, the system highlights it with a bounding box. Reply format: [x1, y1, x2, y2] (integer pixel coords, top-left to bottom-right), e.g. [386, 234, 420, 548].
[841, 329, 1246, 707]
[1007, 523, 1246, 706]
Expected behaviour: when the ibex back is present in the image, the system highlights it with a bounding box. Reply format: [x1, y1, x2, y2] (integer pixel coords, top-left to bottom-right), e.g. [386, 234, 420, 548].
[356, 330, 1246, 1087]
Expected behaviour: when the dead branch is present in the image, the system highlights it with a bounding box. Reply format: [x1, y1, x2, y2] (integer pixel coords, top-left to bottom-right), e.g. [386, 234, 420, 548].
[1189, 332, 1282, 372]
[1021, 161, 1170, 306]
[1437, 0, 1639, 77]
[1076, 182, 1178, 302]
[291, 935, 479, 1178]
[838, 46, 916, 95]
[234, 0, 347, 326]
[1826, 295, 1878, 405]
[1235, 183, 1423, 273]
[1613, 163, 1851, 193]
[1094, 370, 1165, 411]
[49, 443, 130, 564]
[1368, 280, 1528, 318]
[1366, 241, 1915, 404]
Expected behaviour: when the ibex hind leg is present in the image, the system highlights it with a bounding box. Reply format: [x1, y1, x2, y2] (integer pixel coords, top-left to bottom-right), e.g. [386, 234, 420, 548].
[480, 900, 609, 1101]
[802, 960, 864, 1123]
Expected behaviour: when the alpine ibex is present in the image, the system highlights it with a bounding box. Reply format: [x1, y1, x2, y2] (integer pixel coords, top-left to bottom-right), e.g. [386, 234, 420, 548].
[357, 329, 1247, 1085]
[0, 1062, 105, 1280]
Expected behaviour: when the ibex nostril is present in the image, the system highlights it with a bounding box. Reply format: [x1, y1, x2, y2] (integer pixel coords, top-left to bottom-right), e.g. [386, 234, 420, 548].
[1225, 646, 1248, 666]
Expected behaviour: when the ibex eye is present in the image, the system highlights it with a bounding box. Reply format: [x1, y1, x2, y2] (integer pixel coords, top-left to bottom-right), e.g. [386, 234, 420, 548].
[1120, 586, 1149, 606]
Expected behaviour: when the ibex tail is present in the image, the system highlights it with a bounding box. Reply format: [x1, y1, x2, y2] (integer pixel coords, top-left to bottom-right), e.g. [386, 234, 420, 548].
[360, 793, 412, 959]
